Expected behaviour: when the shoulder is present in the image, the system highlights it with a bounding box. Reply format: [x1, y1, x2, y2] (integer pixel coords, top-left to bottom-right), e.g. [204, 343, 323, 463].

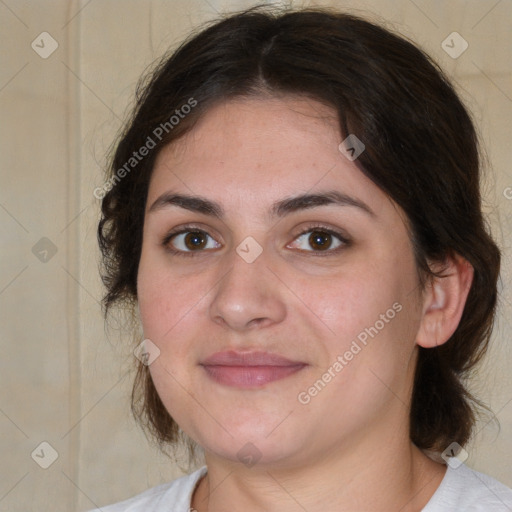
[423, 460, 512, 511]
[86, 466, 207, 512]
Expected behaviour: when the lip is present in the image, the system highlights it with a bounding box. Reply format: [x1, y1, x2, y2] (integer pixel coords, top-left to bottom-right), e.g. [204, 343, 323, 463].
[200, 350, 307, 388]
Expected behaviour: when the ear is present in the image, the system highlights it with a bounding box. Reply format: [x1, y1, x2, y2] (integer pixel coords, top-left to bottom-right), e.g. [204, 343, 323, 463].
[416, 252, 474, 348]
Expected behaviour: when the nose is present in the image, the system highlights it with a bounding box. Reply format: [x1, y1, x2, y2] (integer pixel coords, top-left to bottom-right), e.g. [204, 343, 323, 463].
[208, 246, 287, 332]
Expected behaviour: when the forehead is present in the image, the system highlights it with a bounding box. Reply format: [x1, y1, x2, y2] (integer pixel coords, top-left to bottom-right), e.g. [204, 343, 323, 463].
[148, 96, 391, 220]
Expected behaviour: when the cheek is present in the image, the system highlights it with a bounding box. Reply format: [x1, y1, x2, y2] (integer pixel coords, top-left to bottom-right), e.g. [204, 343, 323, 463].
[313, 258, 421, 374]
[137, 249, 199, 340]
[137, 268, 169, 341]
[308, 297, 419, 426]
[311, 270, 399, 339]
[137, 258, 200, 424]
[136, 251, 215, 403]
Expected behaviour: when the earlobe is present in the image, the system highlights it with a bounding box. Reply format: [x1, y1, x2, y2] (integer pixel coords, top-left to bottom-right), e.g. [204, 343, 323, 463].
[416, 253, 474, 349]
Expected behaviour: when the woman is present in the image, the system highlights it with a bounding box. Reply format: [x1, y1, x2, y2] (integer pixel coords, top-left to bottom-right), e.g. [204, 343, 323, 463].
[91, 5, 512, 511]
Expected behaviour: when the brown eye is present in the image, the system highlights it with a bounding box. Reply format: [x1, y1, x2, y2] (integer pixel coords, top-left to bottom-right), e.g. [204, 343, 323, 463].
[183, 231, 208, 250]
[288, 227, 348, 254]
[308, 231, 333, 251]
[165, 229, 221, 254]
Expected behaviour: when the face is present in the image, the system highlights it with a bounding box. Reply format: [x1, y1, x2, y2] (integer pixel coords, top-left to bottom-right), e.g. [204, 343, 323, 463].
[137, 96, 426, 468]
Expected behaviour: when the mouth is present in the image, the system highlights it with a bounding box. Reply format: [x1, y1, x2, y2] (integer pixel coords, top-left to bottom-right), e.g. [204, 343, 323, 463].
[199, 350, 307, 388]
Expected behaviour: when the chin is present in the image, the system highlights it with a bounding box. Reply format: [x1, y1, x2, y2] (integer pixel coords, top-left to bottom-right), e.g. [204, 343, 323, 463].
[189, 418, 312, 468]
[203, 437, 300, 467]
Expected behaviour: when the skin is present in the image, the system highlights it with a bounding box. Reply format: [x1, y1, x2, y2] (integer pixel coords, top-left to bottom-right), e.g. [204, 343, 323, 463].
[137, 96, 473, 511]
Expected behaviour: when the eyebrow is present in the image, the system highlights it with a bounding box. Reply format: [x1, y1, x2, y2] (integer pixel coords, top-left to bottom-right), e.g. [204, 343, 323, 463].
[148, 190, 375, 219]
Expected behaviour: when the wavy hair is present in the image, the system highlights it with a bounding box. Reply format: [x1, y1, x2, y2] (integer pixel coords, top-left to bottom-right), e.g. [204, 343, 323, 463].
[98, 5, 501, 458]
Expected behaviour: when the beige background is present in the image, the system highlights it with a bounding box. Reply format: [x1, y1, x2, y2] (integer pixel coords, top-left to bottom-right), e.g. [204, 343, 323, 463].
[0, 0, 511, 510]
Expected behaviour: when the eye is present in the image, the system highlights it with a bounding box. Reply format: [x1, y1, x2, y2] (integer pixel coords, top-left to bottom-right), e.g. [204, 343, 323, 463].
[164, 228, 221, 254]
[162, 224, 349, 257]
[288, 227, 348, 253]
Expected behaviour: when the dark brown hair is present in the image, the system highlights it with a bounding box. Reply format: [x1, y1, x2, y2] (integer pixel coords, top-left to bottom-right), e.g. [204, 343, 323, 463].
[98, 5, 501, 457]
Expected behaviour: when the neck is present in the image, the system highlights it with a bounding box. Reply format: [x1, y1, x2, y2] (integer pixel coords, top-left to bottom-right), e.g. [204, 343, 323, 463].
[191, 423, 446, 512]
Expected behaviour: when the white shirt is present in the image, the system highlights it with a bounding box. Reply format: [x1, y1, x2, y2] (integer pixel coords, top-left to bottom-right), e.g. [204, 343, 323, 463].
[88, 461, 512, 511]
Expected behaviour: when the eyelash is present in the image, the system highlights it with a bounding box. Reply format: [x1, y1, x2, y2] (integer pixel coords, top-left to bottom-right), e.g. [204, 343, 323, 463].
[162, 223, 351, 258]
